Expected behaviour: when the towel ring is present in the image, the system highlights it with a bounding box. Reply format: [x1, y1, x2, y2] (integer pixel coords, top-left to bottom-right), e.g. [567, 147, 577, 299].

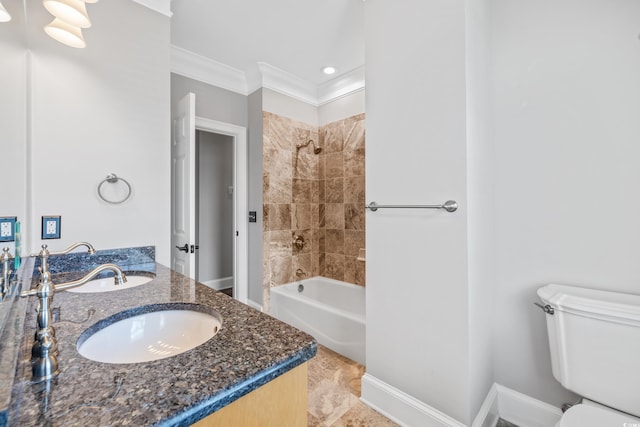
[97, 173, 132, 205]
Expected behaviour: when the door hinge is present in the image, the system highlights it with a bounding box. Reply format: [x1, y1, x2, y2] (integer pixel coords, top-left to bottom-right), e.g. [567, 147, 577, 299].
[236, 231, 239, 237]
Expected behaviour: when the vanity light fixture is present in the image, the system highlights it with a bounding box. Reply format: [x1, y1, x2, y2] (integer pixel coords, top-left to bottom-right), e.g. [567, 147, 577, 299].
[44, 18, 86, 48]
[0, 1, 11, 22]
[43, 0, 98, 48]
[43, 0, 91, 28]
[322, 66, 337, 75]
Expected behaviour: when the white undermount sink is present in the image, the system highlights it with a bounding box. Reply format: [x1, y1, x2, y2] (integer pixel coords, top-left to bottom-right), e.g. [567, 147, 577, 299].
[65, 274, 154, 293]
[77, 304, 222, 364]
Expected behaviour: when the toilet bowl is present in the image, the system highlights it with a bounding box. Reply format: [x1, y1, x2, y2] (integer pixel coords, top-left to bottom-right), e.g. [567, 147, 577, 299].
[555, 400, 640, 427]
[537, 284, 640, 426]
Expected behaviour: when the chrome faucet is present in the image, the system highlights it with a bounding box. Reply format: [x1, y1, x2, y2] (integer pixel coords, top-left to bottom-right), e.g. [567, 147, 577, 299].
[0, 247, 13, 300]
[20, 263, 127, 382]
[49, 241, 96, 256]
[33, 242, 96, 274]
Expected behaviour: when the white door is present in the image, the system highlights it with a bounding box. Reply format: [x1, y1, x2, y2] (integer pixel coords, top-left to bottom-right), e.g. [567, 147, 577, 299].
[171, 93, 196, 277]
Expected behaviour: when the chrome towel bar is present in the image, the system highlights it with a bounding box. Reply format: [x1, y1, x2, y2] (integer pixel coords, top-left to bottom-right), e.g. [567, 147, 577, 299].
[365, 200, 458, 213]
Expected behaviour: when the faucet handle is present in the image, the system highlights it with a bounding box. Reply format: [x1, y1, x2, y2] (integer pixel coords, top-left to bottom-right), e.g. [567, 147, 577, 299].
[292, 235, 306, 251]
[30, 244, 49, 258]
[1, 247, 13, 262]
[114, 271, 127, 285]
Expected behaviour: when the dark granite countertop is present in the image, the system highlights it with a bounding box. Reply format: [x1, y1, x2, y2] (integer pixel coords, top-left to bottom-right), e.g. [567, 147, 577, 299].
[7, 256, 316, 426]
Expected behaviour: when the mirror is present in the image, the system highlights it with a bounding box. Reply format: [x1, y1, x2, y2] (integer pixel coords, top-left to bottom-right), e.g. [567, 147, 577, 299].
[0, 0, 27, 338]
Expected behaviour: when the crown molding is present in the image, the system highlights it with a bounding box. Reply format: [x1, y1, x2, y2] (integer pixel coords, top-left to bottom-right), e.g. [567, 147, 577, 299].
[170, 45, 365, 105]
[317, 66, 365, 106]
[256, 62, 319, 105]
[131, 0, 172, 17]
[170, 45, 248, 95]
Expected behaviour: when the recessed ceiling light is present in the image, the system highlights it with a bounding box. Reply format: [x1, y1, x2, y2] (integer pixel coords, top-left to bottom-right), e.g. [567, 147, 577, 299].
[322, 66, 336, 75]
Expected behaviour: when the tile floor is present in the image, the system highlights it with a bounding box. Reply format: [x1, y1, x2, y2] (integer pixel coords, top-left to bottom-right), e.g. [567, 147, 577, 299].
[307, 345, 399, 427]
[306, 347, 521, 427]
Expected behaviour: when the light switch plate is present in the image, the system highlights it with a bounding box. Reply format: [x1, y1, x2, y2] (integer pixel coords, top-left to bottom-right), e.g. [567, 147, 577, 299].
[41, 215, 61, 240]
[0, 217, 16, 242]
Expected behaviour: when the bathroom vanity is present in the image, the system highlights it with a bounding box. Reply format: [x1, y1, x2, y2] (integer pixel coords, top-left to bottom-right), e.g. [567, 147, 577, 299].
[0, 248, 316, 426]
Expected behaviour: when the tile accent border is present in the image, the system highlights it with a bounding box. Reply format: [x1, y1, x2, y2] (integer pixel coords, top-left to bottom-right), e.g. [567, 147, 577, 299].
[471, 383, 563, 427]
[360, 374, 466, 427]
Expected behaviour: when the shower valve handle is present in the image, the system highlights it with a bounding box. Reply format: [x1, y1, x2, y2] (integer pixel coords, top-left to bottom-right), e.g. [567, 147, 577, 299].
[293, 235, 305, 251]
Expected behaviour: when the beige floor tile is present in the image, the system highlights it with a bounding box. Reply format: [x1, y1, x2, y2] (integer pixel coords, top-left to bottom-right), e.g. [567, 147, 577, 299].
[308, 413, 324, 427]
[308, 346, 365, 397]
[307, 345, 397, 427]
[333, 401, 400, 427]
[308, 379, 359, 426]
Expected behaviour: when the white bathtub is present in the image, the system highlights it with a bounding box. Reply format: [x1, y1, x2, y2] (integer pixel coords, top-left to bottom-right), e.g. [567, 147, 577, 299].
[270, 276, 365, 365]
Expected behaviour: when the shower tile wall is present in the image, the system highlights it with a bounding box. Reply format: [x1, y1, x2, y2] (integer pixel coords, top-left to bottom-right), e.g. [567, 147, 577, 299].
[263, 112, 366, 306]
[321, 114, 366, 286]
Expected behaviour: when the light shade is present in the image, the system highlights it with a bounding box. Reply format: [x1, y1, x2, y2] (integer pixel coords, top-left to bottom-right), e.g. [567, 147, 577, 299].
[43, 0, 91, 28]
[0, 1, 11, 22]
[44, 18, 86, 48]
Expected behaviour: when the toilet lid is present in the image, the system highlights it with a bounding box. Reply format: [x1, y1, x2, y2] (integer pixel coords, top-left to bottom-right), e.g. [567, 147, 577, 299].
[559, 404, 640, 427]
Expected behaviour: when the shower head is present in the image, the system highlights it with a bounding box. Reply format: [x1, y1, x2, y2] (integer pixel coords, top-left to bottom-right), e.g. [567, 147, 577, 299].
[296, 139, 322, 155]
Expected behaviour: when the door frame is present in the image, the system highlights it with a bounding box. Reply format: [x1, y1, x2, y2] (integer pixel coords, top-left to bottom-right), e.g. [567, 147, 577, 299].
[195, 117, 248, 304]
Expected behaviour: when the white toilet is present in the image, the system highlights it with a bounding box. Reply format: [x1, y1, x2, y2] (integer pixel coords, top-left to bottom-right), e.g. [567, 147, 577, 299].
[537, 284, 640, 427]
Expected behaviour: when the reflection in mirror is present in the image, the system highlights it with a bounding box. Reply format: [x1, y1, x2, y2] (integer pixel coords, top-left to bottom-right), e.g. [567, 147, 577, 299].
[0, 0, 27, 340]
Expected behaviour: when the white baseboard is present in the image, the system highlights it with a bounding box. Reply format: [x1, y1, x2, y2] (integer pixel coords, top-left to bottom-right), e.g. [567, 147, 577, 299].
[472, 383, 563, 427]
[246, 299, 263, 312]
[471, 384, 500, 427]
[360, 374, 466, 427]
[361, 376, 562, 427]
[200, 277, 233, 291]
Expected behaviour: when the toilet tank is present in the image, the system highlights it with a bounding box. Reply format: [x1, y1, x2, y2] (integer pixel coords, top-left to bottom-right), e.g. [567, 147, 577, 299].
[538, 284, 640, 417]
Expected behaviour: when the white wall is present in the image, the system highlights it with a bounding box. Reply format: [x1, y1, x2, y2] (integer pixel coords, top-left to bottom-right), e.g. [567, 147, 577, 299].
[318, 89, 365, 126]
[264, 87, 365, 127]
[364, 0, 472, 424]
[262, 88, 318, 125]
[171, 74, 248, 128]
[247, 89, 264, 305]
[489, 0, 640, 407]
[466, 0, 496, 420]
[23, 0, 171, 264]
[196, 131, 234, 282]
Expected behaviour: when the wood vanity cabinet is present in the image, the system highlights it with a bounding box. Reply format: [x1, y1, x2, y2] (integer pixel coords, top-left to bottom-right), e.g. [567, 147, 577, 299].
[192, 363, 308, 427]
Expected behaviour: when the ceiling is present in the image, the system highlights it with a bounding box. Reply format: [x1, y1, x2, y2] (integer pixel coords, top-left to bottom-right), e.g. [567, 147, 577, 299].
[169, 0, 365, 87]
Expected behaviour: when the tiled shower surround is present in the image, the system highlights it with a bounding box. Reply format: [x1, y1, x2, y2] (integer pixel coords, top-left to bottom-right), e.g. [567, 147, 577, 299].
[263, 112, 365, 303]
